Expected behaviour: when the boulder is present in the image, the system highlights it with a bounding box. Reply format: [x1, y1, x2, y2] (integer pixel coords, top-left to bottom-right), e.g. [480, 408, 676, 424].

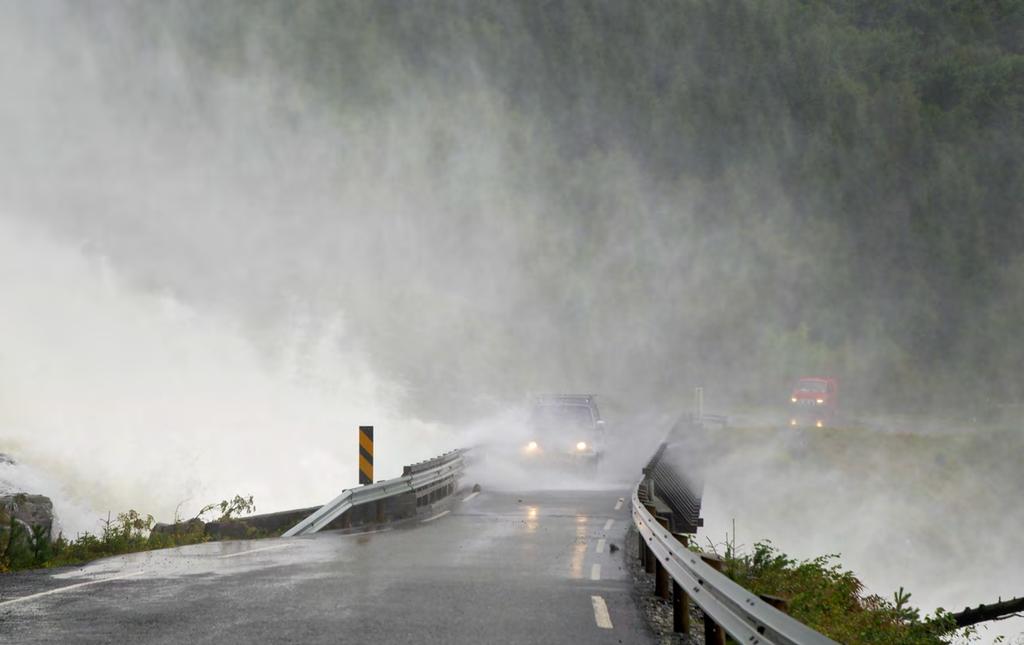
[0, 493, 55, 545]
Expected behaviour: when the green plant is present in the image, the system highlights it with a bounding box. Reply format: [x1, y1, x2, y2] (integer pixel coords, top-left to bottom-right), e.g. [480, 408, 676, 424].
[194, 494, 256, 522]
[1, 494, 258, 573]
[718, 540, 965, 644]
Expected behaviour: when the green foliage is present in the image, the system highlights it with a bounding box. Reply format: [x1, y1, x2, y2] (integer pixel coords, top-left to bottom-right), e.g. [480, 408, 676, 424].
[0, 495, 257, 573]
[193, 494, 256, 522]
[718, 540, 962, 644]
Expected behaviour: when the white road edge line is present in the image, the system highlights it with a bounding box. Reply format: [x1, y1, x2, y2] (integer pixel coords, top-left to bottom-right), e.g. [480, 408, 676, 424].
[613, 498, 624, 511]
[0, 571, 146, 607]
[462, 491, 480, 502]
[421, 510, 450, 523]
[603, 519, 614, 531]
[342, 527, 391, 537]
[590, 564, 601, 581]
[595, 538, 606, 554]
[218, 543, 294, 559]
[591, 595, 614, 629]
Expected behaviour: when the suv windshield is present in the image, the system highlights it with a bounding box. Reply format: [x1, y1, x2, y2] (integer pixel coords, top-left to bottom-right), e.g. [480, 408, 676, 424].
[530, 405, 594, 431]
[796, 380, 827, 393]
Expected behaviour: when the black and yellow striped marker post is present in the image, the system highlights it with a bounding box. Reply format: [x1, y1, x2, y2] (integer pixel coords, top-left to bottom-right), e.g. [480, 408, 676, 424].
[358, 425, 373, 485]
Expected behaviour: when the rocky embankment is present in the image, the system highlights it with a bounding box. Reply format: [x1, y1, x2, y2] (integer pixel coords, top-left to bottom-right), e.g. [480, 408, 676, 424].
[0, 453, 57, 540]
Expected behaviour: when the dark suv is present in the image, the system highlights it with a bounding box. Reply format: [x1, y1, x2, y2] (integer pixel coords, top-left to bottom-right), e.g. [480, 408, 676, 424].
[523, 394, 605, 465]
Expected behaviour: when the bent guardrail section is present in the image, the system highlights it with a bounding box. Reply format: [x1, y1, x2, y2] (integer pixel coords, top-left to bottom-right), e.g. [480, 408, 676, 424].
[633, 486, 837, 644]
[283, 449, 465, 537]
[633, 423, 838, 645]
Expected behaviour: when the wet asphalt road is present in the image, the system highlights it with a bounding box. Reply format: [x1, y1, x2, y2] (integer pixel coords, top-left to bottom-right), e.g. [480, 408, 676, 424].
[0, 489, 652, 644]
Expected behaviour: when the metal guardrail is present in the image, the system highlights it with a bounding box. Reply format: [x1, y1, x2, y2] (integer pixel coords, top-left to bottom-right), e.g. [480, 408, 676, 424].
[700, 413, 729, 427]
[283, 449, 465, 537]
[403, 450, 463, 476]
[633, 489, 838, 644]
[635, 412, 836, 642]
[643, 442, 702, 533]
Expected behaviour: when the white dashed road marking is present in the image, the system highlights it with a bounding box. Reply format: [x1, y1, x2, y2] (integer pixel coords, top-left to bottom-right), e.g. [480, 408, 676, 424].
[0, 571, 146, 607]
[462, 491, 480, 502]
[595, 538, 606, 554]
[603, 519, 614, 531]
[613, 498, 624, 511]
[219, 544, 294, 559]
[590, 564, 601, 581]
[591, 595, 614, 629]
[421, 510, 450, 523]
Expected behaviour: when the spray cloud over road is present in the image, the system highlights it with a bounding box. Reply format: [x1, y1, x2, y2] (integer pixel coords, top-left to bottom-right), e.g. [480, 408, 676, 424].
[0, 4, 1020, 640]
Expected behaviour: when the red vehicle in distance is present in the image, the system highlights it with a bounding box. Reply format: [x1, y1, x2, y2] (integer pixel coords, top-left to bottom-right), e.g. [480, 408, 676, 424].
[788, 377, 838, 428]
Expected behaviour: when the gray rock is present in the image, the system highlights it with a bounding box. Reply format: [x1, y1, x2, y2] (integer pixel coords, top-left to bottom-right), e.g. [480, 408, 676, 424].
[0, 454, 15, 466]
[1, 493, 55, 541]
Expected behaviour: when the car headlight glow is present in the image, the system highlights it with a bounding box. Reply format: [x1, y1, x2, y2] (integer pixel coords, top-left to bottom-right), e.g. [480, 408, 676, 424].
[526, 441, 539, 451]
[816, 398, 824, 404]
[816, 420, 824, 428]
[791, 397, 797, 403]
[576, 441, 587, 451]
[790, 419, 797, 426]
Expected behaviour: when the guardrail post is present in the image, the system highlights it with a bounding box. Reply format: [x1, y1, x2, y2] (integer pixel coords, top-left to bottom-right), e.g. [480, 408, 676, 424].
[654, 516, 671, 599]
[643, 504, 658, 574]
[761, 594, 789, 613]
[672, 532, 691, 633]
[672, 579, 689, 633]
[701, 553, 726, 645]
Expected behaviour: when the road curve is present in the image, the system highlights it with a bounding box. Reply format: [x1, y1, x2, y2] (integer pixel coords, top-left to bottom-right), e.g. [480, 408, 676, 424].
[0, 489, 653, 644]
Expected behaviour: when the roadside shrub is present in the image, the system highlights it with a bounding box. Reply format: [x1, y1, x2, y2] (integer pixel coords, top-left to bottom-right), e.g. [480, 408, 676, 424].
[718, 540, 962, 644]
[1, 494, 256, 573]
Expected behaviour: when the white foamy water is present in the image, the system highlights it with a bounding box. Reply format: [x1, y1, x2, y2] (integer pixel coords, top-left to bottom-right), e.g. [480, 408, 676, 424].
[0, 216, 451, 534]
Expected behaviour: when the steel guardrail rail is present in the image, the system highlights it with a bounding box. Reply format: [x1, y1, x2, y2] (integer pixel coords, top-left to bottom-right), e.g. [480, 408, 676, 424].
[283, 450, 465, 537]
[633, 483, 839, 644]
[404, 449, 464, 476]
[643, 442, 702, 533]
[700, 413, 729, 427]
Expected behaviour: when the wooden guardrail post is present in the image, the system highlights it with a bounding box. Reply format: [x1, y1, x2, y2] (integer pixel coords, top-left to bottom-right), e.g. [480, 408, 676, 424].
[761, 594, 789, 613]
[701, 553, 726, 645]
[643, 504, 658, 574]
[654, 516, 671, 599]
[672, 533, 691, 633]
[672, 579, 689, 633]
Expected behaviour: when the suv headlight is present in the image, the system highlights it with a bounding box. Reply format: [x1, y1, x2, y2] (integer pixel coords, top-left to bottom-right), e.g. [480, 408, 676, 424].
[576, 441, 587, 451]
[526, 441, 539, 452]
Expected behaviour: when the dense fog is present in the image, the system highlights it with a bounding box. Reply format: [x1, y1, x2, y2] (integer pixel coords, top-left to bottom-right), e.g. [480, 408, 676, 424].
[0, 2, 1020, 640]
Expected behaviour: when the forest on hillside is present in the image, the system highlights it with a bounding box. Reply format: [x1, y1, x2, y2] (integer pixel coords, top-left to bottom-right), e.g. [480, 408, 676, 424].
[20, 1, 1024, 416]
